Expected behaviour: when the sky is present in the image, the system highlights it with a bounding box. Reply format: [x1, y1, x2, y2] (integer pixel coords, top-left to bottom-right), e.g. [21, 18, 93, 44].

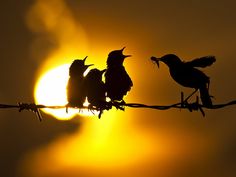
[0, 0, 236, 177]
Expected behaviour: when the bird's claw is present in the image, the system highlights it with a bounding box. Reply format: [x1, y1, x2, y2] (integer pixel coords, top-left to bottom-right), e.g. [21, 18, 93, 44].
[65, 104, 69, 113]
[184, 96, 206, 117]
[87, 104, 95, 115]
[180, 94, 206, 117]
[180, 92, 191, 108]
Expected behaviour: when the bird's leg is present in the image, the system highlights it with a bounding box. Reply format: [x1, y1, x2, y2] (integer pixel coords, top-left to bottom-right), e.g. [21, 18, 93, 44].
[65, 104, 69, 113]
[95, 101, 108, 118]
[66, 106, 68, 113]
[183, 89, 198, 103]
[195, 96, 205, 117]
[187, 96, 205, 117]
[87, 104, 95, 115]
[120, 100, 126, 110]
[78, 108, 84, 114]
[206, 81, 215, 100]
[98, 108, 104, 119]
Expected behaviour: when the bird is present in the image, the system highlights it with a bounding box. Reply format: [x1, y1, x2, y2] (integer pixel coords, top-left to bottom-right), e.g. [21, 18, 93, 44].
[67, 56, 93, 107]
[84, 68, 106, 107]
[151, 54, 216, 107]
[84, 68, 108, 117]
[104, 47, 133, 102]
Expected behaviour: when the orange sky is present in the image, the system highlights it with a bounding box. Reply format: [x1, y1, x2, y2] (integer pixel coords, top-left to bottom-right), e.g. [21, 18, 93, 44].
[0, 0, 236, 177]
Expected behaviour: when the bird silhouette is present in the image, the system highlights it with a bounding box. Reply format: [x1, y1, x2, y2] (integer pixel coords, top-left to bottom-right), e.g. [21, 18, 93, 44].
[67, 56, 93, 107]
[84, 69, 106, 106]
[105, 47, 133, 102]
[151, 54, 216, 107]
[84, 68, 108, 117]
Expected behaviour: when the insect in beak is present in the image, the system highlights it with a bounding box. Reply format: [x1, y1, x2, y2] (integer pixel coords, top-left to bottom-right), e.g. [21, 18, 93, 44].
[150, 56, 160, 68]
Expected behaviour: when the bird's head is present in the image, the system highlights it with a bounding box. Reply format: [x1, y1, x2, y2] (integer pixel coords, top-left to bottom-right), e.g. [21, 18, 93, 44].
[69, 56, 94, 76]
[151, 54, 181, 68]
[86, 68, 106, 81]
[107, 47, 131, 66]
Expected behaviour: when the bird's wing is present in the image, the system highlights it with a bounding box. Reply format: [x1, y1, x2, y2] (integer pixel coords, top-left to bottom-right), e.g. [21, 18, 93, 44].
[185, 56, 216, 68]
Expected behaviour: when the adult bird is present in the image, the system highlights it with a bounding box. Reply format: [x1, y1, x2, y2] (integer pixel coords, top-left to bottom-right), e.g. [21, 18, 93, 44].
[84, 68, 107, 117]
[105, 47, 133, 102]
[67, 56, 93, 107]
[151, 54, 216, 107]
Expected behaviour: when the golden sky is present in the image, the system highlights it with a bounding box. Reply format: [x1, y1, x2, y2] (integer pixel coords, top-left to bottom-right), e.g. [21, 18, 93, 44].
[0, 0, 236, 177]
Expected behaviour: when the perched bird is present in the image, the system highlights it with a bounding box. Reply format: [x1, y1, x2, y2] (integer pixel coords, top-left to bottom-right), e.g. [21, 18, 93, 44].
[151, 54, 216, 107]
[84, 68, 107, 117]
[105, 47, 133, 102]
[67, 56, 93, 107]
[84, 68, 106, 107]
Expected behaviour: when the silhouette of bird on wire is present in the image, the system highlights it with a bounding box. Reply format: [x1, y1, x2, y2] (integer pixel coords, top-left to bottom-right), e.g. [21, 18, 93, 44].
[67, 56, 93, 108]
[151, 54, 216, 107]
[105, 47, 133, 104]
[84, 68, 108, 118]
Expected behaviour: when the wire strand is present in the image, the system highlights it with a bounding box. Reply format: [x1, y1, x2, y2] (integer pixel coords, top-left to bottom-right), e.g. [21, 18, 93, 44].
[0, 98, 235, 121]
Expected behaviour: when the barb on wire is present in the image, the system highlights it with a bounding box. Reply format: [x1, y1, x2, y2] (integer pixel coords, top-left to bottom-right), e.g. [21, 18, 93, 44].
[0, 95, 236, 121]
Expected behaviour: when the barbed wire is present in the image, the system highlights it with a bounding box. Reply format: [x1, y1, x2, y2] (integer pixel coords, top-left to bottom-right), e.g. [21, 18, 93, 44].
[1, 94, 236, 121]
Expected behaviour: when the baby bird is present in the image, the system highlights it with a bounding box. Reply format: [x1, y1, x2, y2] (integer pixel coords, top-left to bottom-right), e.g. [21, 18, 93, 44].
[105, 47, 133, 102]
[67, 56, 93, 107]
[84, 68, 107, 118]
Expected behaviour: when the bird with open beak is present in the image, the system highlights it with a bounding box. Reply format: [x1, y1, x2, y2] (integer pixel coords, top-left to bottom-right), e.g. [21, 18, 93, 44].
[67, 56, 94, 107]
[151, 54, 215, 107]
[105, 47, 133, 102]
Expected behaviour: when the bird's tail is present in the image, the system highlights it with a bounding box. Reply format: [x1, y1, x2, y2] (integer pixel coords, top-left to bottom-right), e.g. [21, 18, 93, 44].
[199, 85, 212, 107]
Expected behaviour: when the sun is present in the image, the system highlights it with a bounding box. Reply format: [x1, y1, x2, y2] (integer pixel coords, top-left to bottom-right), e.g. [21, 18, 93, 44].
[34, 64, 94, 120]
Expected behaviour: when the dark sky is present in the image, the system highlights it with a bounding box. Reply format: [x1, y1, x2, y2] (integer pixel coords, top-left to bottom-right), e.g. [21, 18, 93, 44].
[0, 0, 236, 177]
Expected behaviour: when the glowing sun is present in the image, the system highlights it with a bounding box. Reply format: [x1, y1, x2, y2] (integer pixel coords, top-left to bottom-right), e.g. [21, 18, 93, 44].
[34, 64, 93, 120]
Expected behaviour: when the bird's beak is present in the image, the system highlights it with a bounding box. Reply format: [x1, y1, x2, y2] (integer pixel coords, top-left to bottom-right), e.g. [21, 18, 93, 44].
[86, 64, 94, 68]
[124, 55, 132, 58]
[120, 47, 131, 58]
[83, 56, 88, 63]
[150, 56, 160, 68]
[121, 47, 126, 51]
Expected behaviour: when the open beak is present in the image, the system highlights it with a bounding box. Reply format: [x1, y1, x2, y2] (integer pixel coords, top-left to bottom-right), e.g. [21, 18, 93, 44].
[150, 56, 160, 68]
[82, 56, 88, 64]
[86, 64, 94, 68]
[121, 47, 126, 51]
[120, 47, 131, 58]
[124, 55, 132, 58]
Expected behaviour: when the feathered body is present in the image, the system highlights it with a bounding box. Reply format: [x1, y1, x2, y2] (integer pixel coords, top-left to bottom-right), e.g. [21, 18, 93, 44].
[105, 48, 133, 101]
[84, 69, 106, 107]
[152, 54, 215, 107]
[67, 57, 92, 107]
